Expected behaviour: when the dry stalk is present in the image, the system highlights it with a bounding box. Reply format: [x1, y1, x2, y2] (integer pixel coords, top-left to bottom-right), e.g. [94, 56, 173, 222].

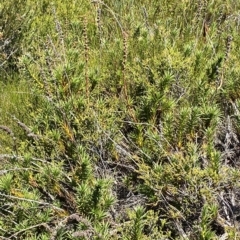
[216, 65, 223, 89]
[91, 0, 102, 43]
[83, 16, 90, 104]
[195, 0, 210, 40]
[217, 8, 227, 37]
[52, 6, 65, 56]
[96, 4, 102, 46]
[91, 0, 124, 31]
[195, 0, 206, 24]
[122, 31, 128, 102]
[195, 0, 202, 23]
[202, 0, 207, 18]
[142, 7, 150, 32]
[216, 35, 232, 90]
[224, 35, 232, 62]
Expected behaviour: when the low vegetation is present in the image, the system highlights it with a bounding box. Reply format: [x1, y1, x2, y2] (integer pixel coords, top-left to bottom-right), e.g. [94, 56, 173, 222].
[1, 0, 240, 239]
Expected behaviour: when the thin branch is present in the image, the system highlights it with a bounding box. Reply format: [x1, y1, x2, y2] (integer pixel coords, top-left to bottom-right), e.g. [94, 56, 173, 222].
[11, 116, 40, 140]
[91, 0, 124, 33]
[0, 154, 48, 163]
[8, 222, 50, 239]
[0, 168, 34, 176]
[0, 192, 65, 212]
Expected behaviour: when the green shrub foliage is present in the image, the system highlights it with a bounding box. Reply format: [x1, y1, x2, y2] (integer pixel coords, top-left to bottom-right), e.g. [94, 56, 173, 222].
[1, 0, 240, 239]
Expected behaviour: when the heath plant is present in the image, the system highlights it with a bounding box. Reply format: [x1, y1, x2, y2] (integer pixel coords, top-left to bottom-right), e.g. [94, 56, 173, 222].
[1, 0, 240, 239]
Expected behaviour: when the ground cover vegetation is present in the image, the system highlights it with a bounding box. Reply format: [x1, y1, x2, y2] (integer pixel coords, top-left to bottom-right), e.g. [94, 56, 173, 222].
[0, 0, 240, 239]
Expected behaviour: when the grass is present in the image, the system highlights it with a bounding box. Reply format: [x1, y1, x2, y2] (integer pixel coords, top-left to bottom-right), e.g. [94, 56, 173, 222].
[1, 0, 240, 239]
[0, 80, 33, 154]
[0, 81, 31, 120]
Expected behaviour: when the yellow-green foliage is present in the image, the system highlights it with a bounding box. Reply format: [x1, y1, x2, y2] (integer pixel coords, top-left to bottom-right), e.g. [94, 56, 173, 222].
[1, 0, 240, 239]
